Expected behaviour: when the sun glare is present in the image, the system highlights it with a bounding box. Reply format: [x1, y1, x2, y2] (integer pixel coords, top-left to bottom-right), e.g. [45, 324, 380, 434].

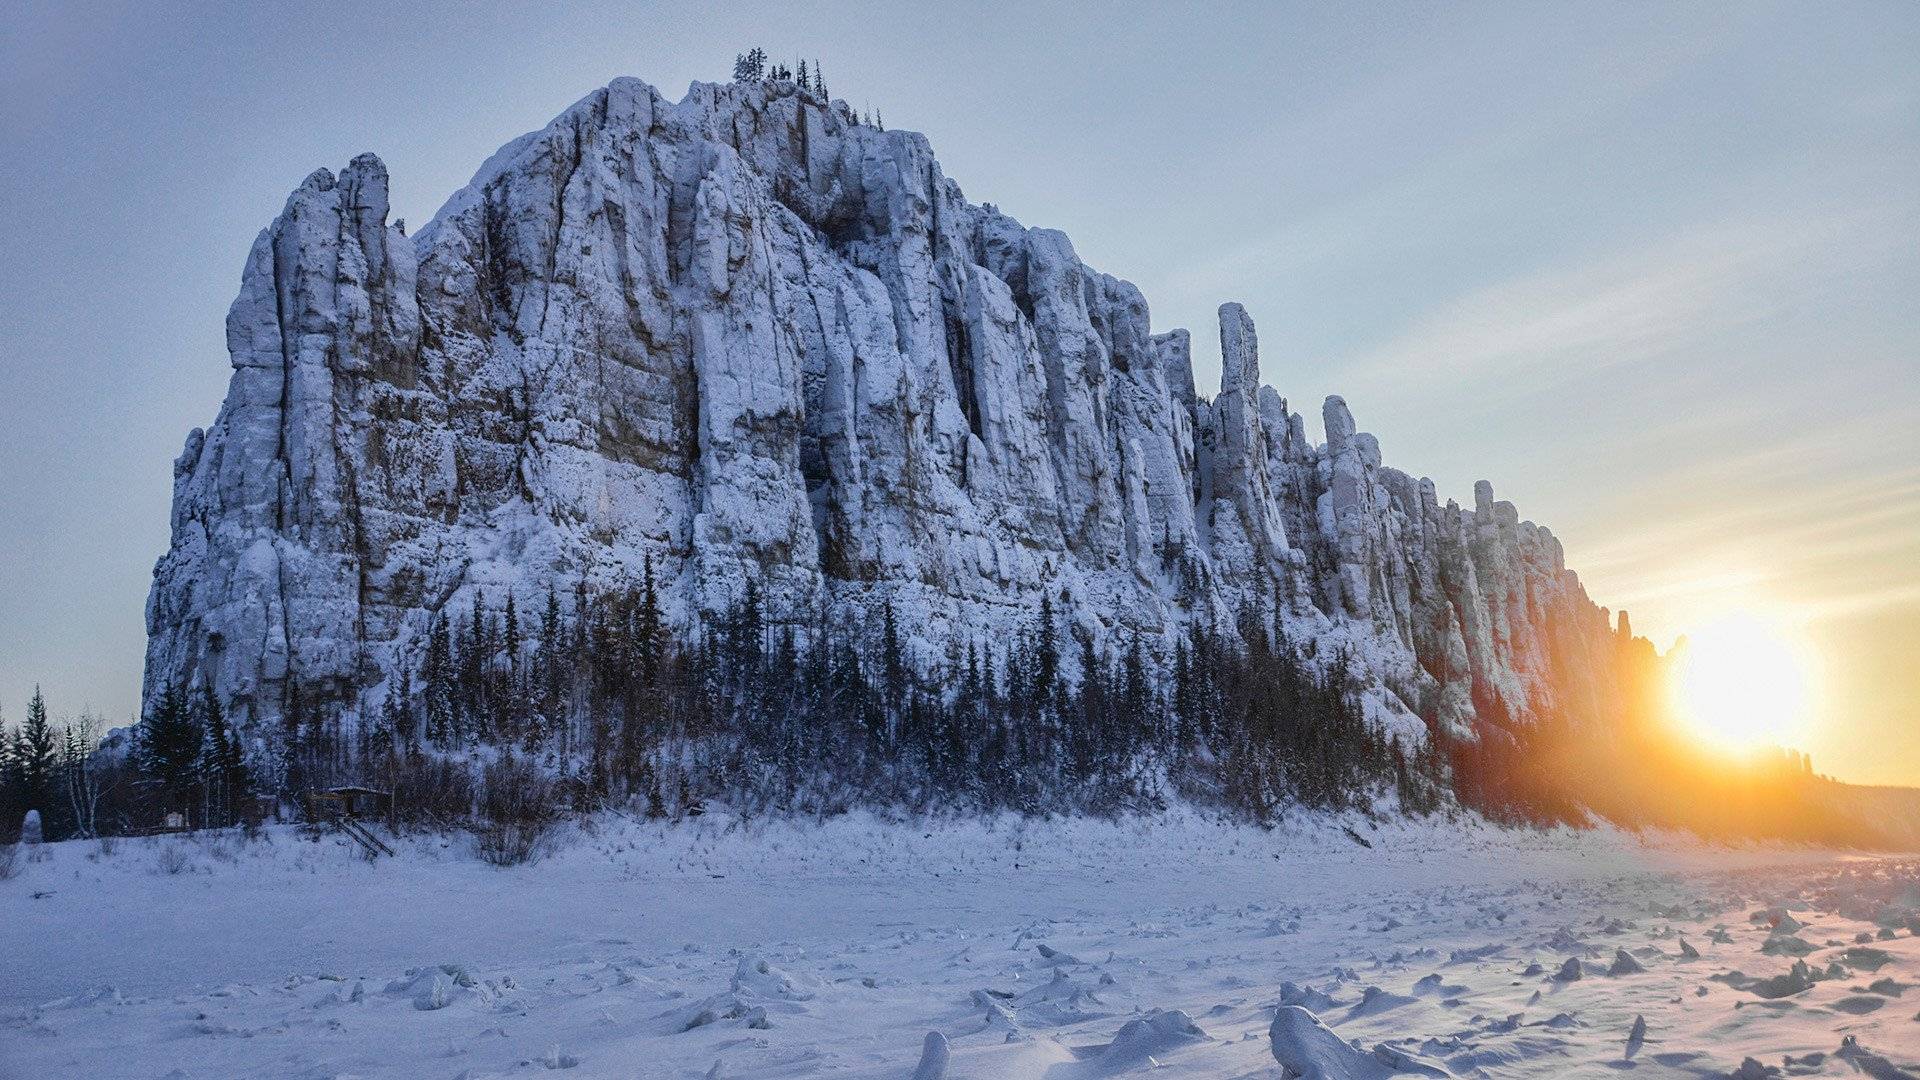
[1671, 612, 1812, 754]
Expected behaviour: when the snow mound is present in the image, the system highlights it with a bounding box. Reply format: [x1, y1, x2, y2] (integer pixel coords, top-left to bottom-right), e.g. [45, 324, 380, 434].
[1073, 1009, 1208, 1073]
[1278, 981, 1340, 1012]
[1269, 1005, 1453, 1079]
[1345, 985, 1420, 1019]
[1411, 973, 1466, 997]
[655, 992, 771, 1034]
[730, 955, 816, 1001]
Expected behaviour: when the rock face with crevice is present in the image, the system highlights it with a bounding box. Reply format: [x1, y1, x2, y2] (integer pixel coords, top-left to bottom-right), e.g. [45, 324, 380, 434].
[146, 76, 1640, 743]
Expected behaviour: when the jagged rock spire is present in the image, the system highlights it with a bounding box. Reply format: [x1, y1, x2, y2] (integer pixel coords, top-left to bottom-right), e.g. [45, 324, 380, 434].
[1210, 303, 1289, 569]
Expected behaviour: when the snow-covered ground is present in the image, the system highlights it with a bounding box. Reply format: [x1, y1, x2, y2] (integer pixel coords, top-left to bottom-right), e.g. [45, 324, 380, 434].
[2, 814, 1916, 1079]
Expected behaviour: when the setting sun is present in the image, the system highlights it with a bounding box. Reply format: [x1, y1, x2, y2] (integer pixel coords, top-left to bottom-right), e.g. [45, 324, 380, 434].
[1671, 612, 1814, 754]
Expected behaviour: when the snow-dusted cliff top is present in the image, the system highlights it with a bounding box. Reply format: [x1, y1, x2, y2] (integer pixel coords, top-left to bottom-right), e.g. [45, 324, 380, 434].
[146, 76, 1644, 740]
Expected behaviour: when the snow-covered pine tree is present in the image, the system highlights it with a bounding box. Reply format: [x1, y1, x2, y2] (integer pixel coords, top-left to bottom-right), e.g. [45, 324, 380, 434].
[732, 48, 767, 82]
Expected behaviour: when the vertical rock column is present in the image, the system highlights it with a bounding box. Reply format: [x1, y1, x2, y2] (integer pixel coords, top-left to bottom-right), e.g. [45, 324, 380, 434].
[1210, 303, 1289, 571]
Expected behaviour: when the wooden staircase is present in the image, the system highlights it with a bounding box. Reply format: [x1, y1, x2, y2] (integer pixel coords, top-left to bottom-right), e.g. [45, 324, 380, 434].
[332, 815, 396, 859]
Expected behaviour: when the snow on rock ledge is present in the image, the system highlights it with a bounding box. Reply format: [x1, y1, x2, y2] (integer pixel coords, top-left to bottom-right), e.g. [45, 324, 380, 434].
[146, 75, 1641, 742]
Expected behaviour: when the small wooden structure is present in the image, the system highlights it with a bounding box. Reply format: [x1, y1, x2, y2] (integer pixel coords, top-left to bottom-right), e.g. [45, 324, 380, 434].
[302, 785, 394, 822]
[302, 786, 397, 859]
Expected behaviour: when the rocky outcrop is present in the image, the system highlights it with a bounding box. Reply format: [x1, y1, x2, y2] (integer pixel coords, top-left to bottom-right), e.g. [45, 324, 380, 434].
[146, 75, 1637, 745]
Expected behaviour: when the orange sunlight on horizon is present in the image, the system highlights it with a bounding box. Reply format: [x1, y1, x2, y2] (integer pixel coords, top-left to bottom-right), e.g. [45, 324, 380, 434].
[1669, 610, 1817, 758]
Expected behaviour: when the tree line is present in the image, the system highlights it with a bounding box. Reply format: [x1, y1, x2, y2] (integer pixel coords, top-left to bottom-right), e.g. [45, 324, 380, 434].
[0, 680, 255, 842]
[730, 47, 883, 129]
[14, 560, 1406, 844]
[295, 562, 1420, 830]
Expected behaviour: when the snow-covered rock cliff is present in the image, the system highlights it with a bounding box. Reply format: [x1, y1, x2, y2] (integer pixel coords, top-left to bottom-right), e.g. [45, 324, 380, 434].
[145, 76, 1637, 743]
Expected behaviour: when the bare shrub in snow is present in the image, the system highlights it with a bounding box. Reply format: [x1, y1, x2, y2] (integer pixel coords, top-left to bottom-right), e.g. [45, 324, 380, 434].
[0, 842, 18, 881]
[202, 834, 239, 863]
[361, 751, 477, 831]
[154, 842, 194, 876]
[476, 757, 559, 867]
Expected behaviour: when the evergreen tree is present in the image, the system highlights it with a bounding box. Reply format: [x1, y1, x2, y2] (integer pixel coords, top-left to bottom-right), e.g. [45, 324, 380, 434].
[1032, 593, 1059, 716]
[503, 593, 520, 670]
[423, 613, 455, 744]
[198, 684, 251, 827]
[378, 671, 413, 753]
[16, 687, 57, 819]
[879, 597, 905, 719]
[462, 591, 490, 740]
[732, 48, 767, 82]
[140, 683, 203, 825]
[1121, 629, 1151, 739]
[534, 584, 565, 751]
[0, 702, 16, 816]
[636, 555, 662, 686]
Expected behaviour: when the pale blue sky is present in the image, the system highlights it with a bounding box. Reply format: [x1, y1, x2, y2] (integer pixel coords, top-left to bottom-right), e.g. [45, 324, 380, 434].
[2, 1, 1915, 781]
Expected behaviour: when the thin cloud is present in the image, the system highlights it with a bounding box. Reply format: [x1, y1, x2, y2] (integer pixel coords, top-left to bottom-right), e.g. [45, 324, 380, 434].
[1340, 211, 1879, 389]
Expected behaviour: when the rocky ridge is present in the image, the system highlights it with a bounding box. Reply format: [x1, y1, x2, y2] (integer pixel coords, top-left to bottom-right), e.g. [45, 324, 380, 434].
[145, 75, 1645, 743]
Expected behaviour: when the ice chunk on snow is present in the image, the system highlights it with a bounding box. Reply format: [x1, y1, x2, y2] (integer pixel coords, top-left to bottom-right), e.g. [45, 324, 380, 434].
[1034, 943, 1084, 967]
[1761, 932, 1814, 957]
[910, 1030, 950, 1080]
[414, 974, 453, 1011]
[1717, 960, 1817, 999]
[1608, 949, 1645, 976]
[1834, 1035, 1916, 1079]
[1836, 947, 1894, 972]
